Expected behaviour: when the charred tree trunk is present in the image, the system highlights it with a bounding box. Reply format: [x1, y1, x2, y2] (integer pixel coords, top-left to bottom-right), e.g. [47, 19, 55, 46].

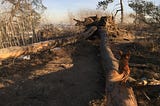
[99, 27, 137, 106]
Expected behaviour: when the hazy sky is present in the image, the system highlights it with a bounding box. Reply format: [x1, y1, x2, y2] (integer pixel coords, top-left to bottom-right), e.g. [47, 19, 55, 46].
[42, 0, 101, 23]
[42, 0, 160, 23]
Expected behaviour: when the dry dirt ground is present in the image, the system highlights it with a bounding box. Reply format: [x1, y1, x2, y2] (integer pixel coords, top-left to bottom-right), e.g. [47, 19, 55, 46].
[0, 39, 159, 106]
[0, 41, 105, 106]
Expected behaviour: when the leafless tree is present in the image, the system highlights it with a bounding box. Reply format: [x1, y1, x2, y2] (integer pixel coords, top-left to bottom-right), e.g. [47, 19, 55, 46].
[0, 0, 46, 48]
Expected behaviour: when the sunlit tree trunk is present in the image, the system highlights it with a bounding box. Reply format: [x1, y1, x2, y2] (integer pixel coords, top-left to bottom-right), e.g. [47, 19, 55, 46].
[120, 0, 124, 24]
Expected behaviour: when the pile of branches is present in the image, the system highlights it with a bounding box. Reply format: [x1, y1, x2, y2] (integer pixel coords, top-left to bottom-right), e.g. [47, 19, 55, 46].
[73, 15, 135, 40]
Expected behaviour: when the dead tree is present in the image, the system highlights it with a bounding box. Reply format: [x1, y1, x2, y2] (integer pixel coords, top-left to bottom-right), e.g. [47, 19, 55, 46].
[73, 15, 99, 28]
[0, 0, 46, 48]
[74, 16, 138, 105]
[0, 26, 97, 63]
[99, 27, 138, 106]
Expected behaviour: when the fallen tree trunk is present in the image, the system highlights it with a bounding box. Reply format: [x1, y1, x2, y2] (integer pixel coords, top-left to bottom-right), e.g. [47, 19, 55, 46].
[0, 26, 97, 62]
[99, 27, 138, 106]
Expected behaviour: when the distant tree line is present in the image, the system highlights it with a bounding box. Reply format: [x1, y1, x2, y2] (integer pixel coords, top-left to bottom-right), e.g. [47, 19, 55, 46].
[129, 0, 160, 27]
[97, 0, 160, 28]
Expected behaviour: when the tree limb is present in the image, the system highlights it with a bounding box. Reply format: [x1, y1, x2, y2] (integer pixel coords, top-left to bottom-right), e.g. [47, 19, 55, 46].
[0, 26, 97, 62]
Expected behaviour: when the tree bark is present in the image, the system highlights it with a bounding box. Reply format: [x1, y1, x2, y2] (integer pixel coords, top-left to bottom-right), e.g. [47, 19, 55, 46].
[120, 0, 124, 24]
[99, 27, 137, 106]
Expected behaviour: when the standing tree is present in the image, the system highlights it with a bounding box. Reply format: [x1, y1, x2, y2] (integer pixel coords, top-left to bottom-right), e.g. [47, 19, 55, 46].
[1, 0, 46, 22]
[0, 0, 46, 47]
[129, 0, 160, 28]
[97, 0, 124, 24]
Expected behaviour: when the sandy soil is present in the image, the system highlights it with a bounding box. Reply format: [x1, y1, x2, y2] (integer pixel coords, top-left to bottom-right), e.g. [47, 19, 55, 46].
[0, 41, 105, 106]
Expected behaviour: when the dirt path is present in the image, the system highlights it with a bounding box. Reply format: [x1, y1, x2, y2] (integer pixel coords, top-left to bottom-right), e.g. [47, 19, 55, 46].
[0, 41, 105, 106]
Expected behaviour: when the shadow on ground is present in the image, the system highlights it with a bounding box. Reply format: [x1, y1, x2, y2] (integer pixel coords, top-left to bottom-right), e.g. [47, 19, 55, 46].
[0, 41, 105, 106]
